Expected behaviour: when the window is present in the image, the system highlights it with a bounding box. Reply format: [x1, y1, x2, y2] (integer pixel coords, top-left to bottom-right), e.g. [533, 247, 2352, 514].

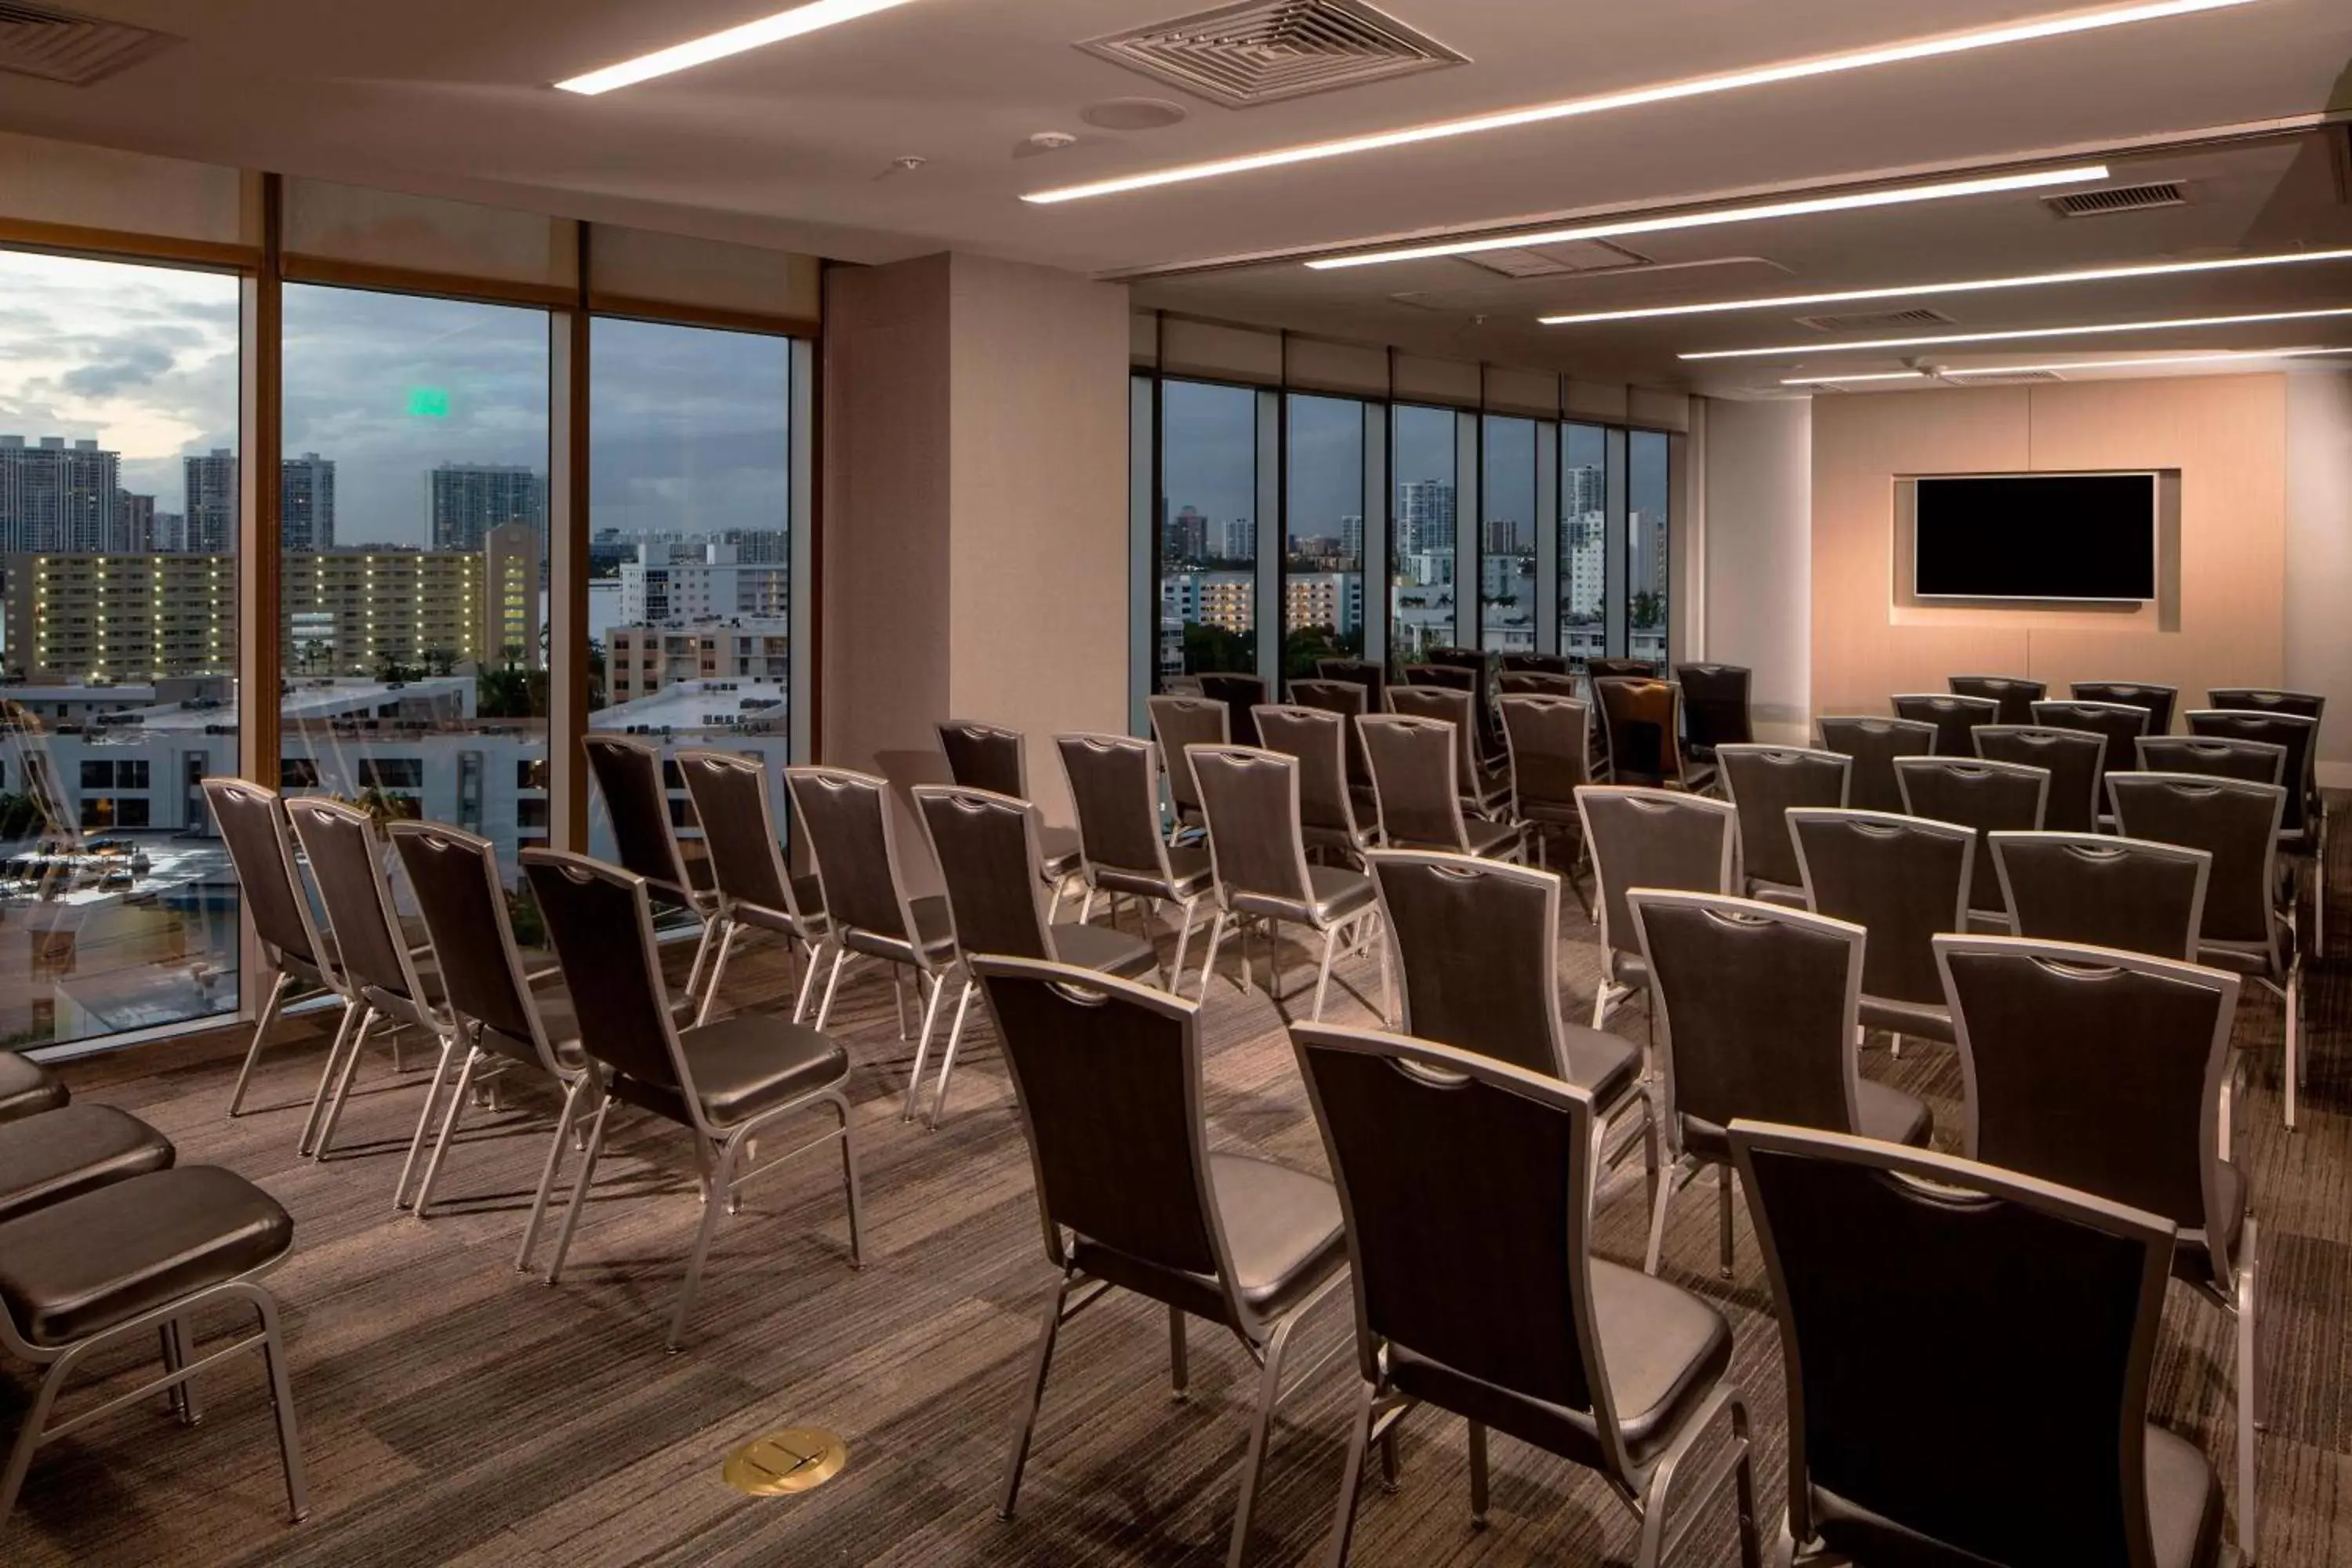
[1629, 430, 1671, 666]
[280, 757, 322, 788]
[1283, 394, 1366, 681]
[1390, 406, 1459, 664]
[1480, 416, 1538, 655]
[0, 247, 241, 1051]
[282, 284, 550, 873]
[1560, 424, 1610, 668]
[516, 797, 549, 829]
[1158, 379, 1260, 682]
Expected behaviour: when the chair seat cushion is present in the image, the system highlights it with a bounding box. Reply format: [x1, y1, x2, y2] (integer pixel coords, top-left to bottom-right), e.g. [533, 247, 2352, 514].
[1207, 1152, 1346, 1319]
[0, 1105, 174, 1225]
[612, 1014, 848, 1130]
[1463, 818, 1524, 861]
[1051, 919, 1161, 981]
[0, 1053, 67, 1125]
[1856, 1079, 1934, 1149]
[1093, 845, 1214, 902]
[1859, 996, 1956, 1044]
[1389, 1258, 1731, 1473]
[1307, 866, 1377, 925]
[0, 1167, 292, 1348]
[1559, 1024, 1640, 1112]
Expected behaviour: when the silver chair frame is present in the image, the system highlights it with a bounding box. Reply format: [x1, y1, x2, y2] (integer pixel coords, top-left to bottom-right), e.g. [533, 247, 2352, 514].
[201, 778, 347, 1122]
[1576, 786, 1738, 1032]
[677, 748, 834, 1029]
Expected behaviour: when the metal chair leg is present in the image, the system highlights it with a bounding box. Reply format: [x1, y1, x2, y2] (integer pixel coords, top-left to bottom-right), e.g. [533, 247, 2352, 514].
[1169, 1305, 1189, 1399]
[695, 920, 742, 1026]
[834, 1092, 866, 1269]
[0, 1354, 72, 1520]
[1645, 1158, 1678, 1276]
[2284, 965, 2300, 1131]
[311, 1012, 380, 1161]
[545, 1094, 614, 1286]
[1468, 1419, 1490, 1528]
[2238, 1217, 2262, 1563]
[791, 938, 826, 1023]
[393, 1033, 462, 1209]
[517, 1076, 590, 1272]
[816, 946, 850, 1029]
[296, 1002, 363, 1156]
[227, 971, 292, 1118]
[998, 1271, 1075, 1522]
[1718, 1163, 1737, 1279]
[1225, 1313, 1303, 1568]
[1169, 896, 1200, 993]
[891, 965, 911, 1040]
[666, 1133, 741, 1352]
[161, 1318, 200, 1426]
[253, 1289, 311, 1523]
[1198, 912, 1229, 1004]
[901, 970, 948, 1122]
[925, 978, 979, 1131]
[1323, 1381, 1377, 1568]
[1311, 927, 1338, 1022]
[412, 1047, 485, 1218]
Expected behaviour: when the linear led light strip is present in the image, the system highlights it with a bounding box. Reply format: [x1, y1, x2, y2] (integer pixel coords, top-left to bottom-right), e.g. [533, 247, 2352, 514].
[1783, 347, 2352, 385]
[1544, 248, 2352, 325]
[1305, 166, 2107, 271]
[1022, 0, 2263, 203]
[1685, 306, 2352, 360]
[556, 0, 924, 95]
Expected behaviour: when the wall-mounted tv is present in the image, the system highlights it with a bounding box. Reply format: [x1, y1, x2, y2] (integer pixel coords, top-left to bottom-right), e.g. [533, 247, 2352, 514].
[1912, 472, 2158, 603]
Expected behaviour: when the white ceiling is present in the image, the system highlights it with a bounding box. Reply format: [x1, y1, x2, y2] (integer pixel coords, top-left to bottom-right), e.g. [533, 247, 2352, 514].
[3, 0, 2349, 392]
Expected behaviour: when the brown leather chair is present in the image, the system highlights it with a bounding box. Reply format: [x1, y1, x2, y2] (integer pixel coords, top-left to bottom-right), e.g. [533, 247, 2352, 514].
[1316, 657, 1388, 716]
[676, 748, 833, 1025]
[1198, 672, 1270, 748]
[1254, 703, 1375, 865]
[1894, 756, 2049, 923]
[1788, 808, 1974, 1052]
[1892, 692, 1999, 758]
[1358, 713, 1523, 862]
[1675, 662, 1754, 760]
[1817, 716, 1936, 815]
[1498, 693, 1597, 886]
[2073, 681, 2178, 739]
[0, 1054, 68, 1127]
[1988, 832, 2209, 963]
[1055, 731, 1219, 987]
[2032, 699, 2150, 824]
[1716, 746, 1849, 905]
[936, 720, 1084, 895]
[1587, 657, 1660, 681]
[1287, 677, 1374, 793]
[1577, 786, 1737, 1033]
[1147, 695, 1230, 844]
[201, 777, 349, 1120]
[1947, 673, 2045, 727]
[1595, 678, 1714, 793]
[1975, 724, 2107, 834]
[2187, 707, 2325, 952]
[583, 734, 720, 996]
[1388, 684, 1511, 816]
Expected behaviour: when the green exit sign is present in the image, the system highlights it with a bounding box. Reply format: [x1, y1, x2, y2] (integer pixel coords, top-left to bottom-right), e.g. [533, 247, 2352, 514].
[408, 387, 451, 418]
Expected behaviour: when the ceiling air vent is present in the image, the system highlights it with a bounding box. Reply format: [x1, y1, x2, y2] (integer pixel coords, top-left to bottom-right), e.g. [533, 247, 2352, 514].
[0, 2, 179, 85]
[1791, 307, 1956, 332]
[2045, 182, 2188, 218]
[1947, 369, 2064, 384]
[1460, 238, 1651, 279]
[1079, 0, 1467, 110]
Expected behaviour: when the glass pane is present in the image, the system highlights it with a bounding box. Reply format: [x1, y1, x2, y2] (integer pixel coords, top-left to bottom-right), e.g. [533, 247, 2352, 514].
[587, 318, 794, 858]
[0, 249, 242, 1050]
[1630, 430, 1671, 667]
[1389, 405, 1457, 666]
[1158, 380, 1258, 681]
[281, 285, 550, 888]
[1479, 416, 1537, 655]
[1560, 424, 1609, 669]
[1283, 394, 1364, 683]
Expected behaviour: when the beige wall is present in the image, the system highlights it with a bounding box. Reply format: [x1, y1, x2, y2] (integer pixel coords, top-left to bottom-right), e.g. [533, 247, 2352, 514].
[2285, 369, 2352, 780]
[1810, 376, 2288, 724]
[1701, 397, 1813, 742]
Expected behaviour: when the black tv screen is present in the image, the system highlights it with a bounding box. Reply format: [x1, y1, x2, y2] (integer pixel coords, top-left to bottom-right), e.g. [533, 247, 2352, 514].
[1913, 473, 2158, 602]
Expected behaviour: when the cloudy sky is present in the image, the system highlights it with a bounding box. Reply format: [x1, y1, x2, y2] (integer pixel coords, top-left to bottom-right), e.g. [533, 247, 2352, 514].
[0, 250, 793, 550]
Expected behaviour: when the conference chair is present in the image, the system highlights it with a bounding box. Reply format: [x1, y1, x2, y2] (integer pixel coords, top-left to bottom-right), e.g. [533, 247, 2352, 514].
[1788, 808, 1973, 1054]
[1936, 934, 2256, 1563]
[387, 822, 595, 1245]
[1427, 644, 1506, 760]
[1595, 678, 1715, 793]
[1715, 746, 1849, 904]
[583, 734, 721, 1002]
[2187, 708, 2325, 951]
[1254, 703, 1376, 865]
[1497, 669, 1581, 698]
[1989, 833, 2209, 963]
[788, 767, 970, 1123]
[1975, 724, 2107, 833]
[2138, 735, 2288, 789]
[1631, 892, 1931, 1279]
[1894, 756, 2049, 924]
[1287, 677, 1374, 792]
[1588, 657, 1659, 681]
[1730, 1123, 2223, 1568]
[1892, 691, 1998, 757]
[979, 958, 1348, 1568]
[522, 850, 862, 1352]
[202, 777, 348, 1120]
[676, 749, 833, 1025]
[1148, 695, 1230, 844]
[2209, 687, 2326, 724]
[935, 720, 1083, 899]
[1386, 684, 1510, 817]
[1577, 787, 1737, 1033]
[1188, 745, 1387, 1022]
[1316, 657, 1389, 716]
[1199, 673, 1270, 749]
[2108, 774, 2304, 1130]
[1947, 673, 2046, 727]
[2032, 699, 2150, 823]
[1293, 1025, 1761, 1568]
[1675, 662, 1753, 763]
[1357, 713, 1523, 861]
[1498, 693, 1597, 884]
[1816, 716, 1935, 814]
[2074, 681, 2179, 738]
[1056, 732, 1219, 987]
[1501, 651, 1571, 676]
[913, 785, 1163, 1127]
[0, 1054, 67, 1125]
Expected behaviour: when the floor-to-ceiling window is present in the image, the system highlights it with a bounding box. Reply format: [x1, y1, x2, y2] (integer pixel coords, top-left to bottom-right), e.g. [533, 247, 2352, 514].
[1157, 379, 1260, 682]
[1479, 416, 1538, 655]
[1560, 423, 1612, 669]
[1283, 394, 1366, 682]
[0, 249, 243, 1051]
[1628, 429, 1672, 667]
[1389, 405, 1458, 666]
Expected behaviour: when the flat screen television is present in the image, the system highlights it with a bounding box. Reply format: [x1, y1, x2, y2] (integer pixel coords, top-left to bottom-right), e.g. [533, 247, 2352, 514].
[1912, 472, 2158, 602]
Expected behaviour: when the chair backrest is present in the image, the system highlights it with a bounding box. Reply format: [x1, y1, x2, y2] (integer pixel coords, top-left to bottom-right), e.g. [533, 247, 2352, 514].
[1189, 745, 1316, 909]
[582, 734, 694, 903]
[1988, 833, 2208, 961]
[1577, 786, 1737, 960]
[2135, 735, 2286, 789]
[2104, 773, 2285, 951]
[1593, 677, 1687, 788]
[1317, 658, 1388, 713]
[1359, 713, 1472, 852]
[2071, 682, 2176, 739]
[1973, 725, 2106, 833]
[1369, 851, 1566, 1079]
[2208, 687, 2324, 722]
[1287, 680, 1370, 784]
[1890, 692, 1998, 757]
[1947, 674, 2045, 727]
[1197, 673, 1269, 747]
[935, 719, 1028, 799]
[1498, 695, 1592, 817]
[2184, 710, 2317, 836]
[2030, 701, 2147, 801]
[201, 777, 326, 974]
[1732, 1122, 2176, 1568]
[1586, 657, 1657, 681]
[1717, 746, 1850, 894]
[913, 785, 1053, 962]
[1254, 704, 1359, 841]
[674, 749, 803, 925]
[1816, 716, 1936, 814]
[1633, 893, 1863, 1138]
[1147, 695, 1230, 820]
[1402, 662, 1475, 695]
[283, 796, 423, 1012]
[784, 767, 916, 946]
[1500, 652, 1570, 676]
[390, 821, 556, 1072]
[1674, 662, 1753, 752]
[521, 849, 691, 1109]
[1497, 670, 1579, 698]
[1789, 809, 1973, 1009]
[1937, 935, 2237, 1256]
[1291, 1025, 1624, 1475]
[1056, 732, 1178, 883]
[1893, 757, 2049, 915]
[1386, 684, 1483, 786]
[975, 957, 1239, 1315]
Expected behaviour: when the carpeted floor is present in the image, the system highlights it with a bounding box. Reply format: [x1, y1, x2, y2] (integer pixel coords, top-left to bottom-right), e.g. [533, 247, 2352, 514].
[9, 822, 2352, 1567]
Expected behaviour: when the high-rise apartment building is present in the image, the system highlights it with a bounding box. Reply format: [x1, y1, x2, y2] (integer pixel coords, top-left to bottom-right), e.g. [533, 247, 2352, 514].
[281, 452, 336, 552]
[1221, 515, 1255, 564]
[605, 619, 790, 703]
[1396, 478, 1455, 557]
[0, 435, 120, 554]
[617, 542, 790, 625]
[1165, 505, 1208, 562]
[430, 463, 546, 551]
[116, 492, 156, 554]
[481, 521, 542, 665]
[183, 448, 238, 554]
[1, 552, 236, 681]
[1339, 513, 1363, 565]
